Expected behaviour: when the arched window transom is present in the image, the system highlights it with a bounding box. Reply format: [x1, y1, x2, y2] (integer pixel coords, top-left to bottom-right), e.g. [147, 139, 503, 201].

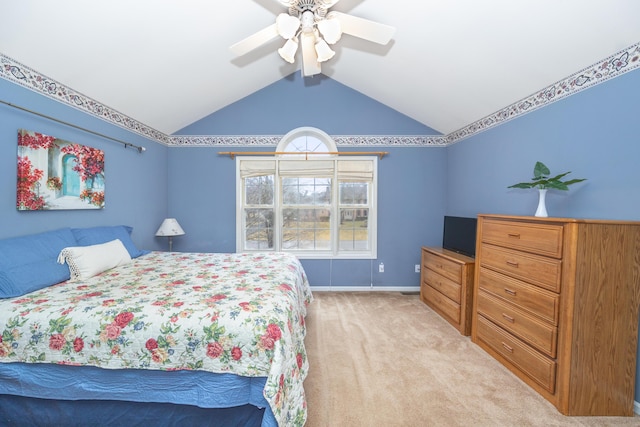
[277, 127, 337, 157]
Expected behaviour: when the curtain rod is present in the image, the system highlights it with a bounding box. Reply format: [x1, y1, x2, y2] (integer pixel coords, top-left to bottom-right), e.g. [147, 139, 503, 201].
[219, 151, 388, 160]
[0, 99, 146, 153]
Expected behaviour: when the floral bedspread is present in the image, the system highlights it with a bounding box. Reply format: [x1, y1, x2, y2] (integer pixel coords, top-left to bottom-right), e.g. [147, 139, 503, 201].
[0, 251, 313, 427]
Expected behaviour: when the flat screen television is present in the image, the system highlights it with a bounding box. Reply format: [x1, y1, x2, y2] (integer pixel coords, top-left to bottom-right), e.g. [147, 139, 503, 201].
[442, 215, 477, 258]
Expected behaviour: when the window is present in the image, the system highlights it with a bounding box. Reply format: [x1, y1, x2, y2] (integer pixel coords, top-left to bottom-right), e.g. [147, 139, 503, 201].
[236, 127, 377, 259]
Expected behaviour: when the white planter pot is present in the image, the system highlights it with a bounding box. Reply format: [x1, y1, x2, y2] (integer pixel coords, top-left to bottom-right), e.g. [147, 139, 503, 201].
[535, 189, 548, 217]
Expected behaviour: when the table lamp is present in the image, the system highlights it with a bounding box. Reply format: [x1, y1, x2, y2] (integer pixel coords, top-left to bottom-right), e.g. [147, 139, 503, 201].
[155, 218, 185, 252]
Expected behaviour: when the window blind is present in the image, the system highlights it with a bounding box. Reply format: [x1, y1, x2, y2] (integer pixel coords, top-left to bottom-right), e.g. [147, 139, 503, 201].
[239, 160, 275, 178]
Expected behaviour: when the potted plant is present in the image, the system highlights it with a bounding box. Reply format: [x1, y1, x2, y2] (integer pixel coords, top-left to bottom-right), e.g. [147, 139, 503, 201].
[508, 161, 586, 217]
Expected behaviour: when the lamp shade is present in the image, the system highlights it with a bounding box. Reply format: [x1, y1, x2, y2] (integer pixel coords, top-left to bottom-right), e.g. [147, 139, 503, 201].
[276, 13, 300, 39]
[317, 17, 342, 44]
[155, 218, 185, 237]
[278, 37, 299, 63]
[315, 38, 335, 62]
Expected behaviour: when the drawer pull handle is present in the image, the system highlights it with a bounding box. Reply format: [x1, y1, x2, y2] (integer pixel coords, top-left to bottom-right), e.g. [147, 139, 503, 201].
[506, 260, 519, 267]
[502, 313, 515, 323]
[504, 288, 517, 296]
[507, 233, 521, 239]
[501, 342, 514, 353]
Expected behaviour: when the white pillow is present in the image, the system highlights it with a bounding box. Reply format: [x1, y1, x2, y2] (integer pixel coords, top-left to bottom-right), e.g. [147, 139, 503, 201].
[57, 239, 132, 281]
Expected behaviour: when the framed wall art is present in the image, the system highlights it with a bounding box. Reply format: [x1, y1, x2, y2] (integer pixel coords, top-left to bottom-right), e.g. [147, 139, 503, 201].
[17, 129, 105, 210]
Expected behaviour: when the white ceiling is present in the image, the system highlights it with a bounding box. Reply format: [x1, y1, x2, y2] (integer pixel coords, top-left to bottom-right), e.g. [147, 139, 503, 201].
[1, 0, 639, 136]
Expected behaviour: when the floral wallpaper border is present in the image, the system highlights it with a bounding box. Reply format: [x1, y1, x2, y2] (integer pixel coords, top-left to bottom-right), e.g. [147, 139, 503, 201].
[0, 55, 170, 145]
[1, 42, 639, 148]
[444, 43, 640, 145]
[168, 135, 449, 147]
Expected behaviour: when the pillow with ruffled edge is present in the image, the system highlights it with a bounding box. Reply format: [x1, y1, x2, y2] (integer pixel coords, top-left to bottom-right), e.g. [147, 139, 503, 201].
[71, 225, 149, 258]
[0, 228, 77, 298]
[57, 239, 132, 282]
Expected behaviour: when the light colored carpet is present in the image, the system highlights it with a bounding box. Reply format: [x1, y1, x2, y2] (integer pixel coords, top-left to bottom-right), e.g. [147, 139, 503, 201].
[303, 291, 639, 427]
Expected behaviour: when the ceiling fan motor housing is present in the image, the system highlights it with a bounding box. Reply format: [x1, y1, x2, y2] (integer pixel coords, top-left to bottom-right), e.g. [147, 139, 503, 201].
[301, 11, 316, 33]
[290, 0, 329, 19]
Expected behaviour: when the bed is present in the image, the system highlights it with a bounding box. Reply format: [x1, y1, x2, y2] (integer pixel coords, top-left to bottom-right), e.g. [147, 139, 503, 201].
[0, 226, 312, 427]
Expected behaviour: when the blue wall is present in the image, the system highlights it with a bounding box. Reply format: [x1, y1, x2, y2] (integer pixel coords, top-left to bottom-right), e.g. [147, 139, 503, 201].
[177, 72, 439, 135]
[445, 68, 640, 401]
[446, 68, 640, 220]
[167, 145, 445, 288]
[0, 78, 169, 250]
[170, 72, 444, 288]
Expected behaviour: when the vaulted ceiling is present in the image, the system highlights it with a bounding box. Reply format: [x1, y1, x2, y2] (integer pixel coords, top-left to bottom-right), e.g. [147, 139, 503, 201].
[1, 1, 639, 138]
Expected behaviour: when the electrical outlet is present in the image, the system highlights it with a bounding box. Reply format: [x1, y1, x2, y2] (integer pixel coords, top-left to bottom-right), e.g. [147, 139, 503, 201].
[378, 262, 384, 273]
[415, 264, 420, 273]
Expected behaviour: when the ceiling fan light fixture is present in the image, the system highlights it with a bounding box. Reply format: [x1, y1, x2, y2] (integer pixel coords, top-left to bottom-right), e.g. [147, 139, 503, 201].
[315, 38, 335, 62]
[231, 1, 396, 76]
[276, 13, 301, 39]
[278, 37, 299, 63]
[317, 18, 342, 44]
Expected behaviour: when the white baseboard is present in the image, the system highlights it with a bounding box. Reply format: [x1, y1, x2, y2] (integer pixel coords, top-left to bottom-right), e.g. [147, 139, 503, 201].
[634, 400, 640, 415]
[310, 286, 421, 293]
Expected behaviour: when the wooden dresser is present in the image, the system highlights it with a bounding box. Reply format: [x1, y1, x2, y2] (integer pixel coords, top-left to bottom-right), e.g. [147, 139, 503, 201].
[471, 214, 640, 416]
[420, 246, 475, 335]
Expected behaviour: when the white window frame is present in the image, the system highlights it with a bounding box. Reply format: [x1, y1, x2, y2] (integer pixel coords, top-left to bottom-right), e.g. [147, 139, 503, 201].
[235, 128, 377, 259]
[277, 126, 337, 156]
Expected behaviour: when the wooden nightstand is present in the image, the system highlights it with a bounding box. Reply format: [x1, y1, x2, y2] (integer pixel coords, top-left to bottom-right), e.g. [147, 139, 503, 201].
[420, 246, 475, 335]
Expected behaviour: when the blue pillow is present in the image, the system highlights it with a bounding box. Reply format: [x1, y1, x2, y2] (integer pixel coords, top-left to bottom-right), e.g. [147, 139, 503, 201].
[0, 228, 77, 298]
[71, 225, 149, 258]
[0, 259, 71, 298]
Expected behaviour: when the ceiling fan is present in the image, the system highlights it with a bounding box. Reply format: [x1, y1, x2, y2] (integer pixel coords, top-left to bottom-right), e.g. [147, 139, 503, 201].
[229, 0, 396, 77]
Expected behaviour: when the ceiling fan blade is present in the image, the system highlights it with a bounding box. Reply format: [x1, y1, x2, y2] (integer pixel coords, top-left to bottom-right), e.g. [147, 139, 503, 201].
[229, 23, 279, 56]
[300, 32, 321, 76]
[326, 11, 396, 45]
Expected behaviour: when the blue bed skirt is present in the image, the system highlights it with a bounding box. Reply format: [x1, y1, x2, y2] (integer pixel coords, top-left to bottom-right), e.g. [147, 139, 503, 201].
[0, 363, 277, 427]
[0, 396, 264, 427]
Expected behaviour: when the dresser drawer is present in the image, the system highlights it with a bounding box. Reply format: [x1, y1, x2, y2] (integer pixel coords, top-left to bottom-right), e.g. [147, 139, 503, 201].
[423, 268, 461, 303]
[482, 219, 563, 258]
[479, 244, 562, 292]
[476, 315, 556, 393]
[423, 254, 462, 283]
[422, 284, 460, 324]
[478, 267, 560, 325]
[477, 290, 557, 357]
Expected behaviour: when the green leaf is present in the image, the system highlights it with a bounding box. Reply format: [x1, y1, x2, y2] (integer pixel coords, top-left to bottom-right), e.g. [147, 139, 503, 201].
[202, 324, 226, 341]
[49, 316, 72, 333]
[160, 322, 180, 335]
[562, 178, 587, 186]
[548, 171, 571, 181]
[508, 182, 535, 189]
[157, 335, 169, 348]
[546, 181, 569, 191]
[508, 161, 586, 191]
[533, 162, 550, 179]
